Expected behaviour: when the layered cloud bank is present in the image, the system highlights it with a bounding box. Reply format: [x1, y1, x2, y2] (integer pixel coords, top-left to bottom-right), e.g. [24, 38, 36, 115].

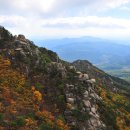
[0, 0, 130, 40]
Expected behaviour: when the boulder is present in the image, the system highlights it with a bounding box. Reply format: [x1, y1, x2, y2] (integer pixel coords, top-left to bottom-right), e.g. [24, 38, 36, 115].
[91, 107, 97, 114]
[66, 84, 74, 90]
[88, 87, 93, 93]
[17, 34, 26, 40]
[67, 98, 75, 104]
[83, 100, 91, 108]
[91, 78, 96, 83]
[76, 71, 82, 75]
[90, 93, 101, 100]
[66, 93, 74, 98]
[20, 41, 28, 45]
[83, 91, 89, 98]
[79, 74, 83, 79]
[79, 73, 89, 81]
[87, 79, 96, 84]
[90, 93, 96, 99]
[90, 118, 98, 127]
[69, 66, 76, 70]
[15, 48, 22, 51]
[83, 74, 89, 80]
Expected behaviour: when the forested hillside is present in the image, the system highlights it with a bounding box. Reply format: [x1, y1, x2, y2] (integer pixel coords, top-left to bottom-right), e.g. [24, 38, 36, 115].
[0, 26, 130, 130]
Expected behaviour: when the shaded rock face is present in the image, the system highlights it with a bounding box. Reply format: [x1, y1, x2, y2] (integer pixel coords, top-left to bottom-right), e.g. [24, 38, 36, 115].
[47, 62, 67, 79]
[0, 28, 59, 75]
[17, 34, 26, 41]
[72, 60, 130, 93]
[0, 26, 13, 41]
[64, 72, 106, 130]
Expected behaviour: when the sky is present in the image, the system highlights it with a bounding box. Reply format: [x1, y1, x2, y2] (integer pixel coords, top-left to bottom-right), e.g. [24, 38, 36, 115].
[0, 0, 130, 42]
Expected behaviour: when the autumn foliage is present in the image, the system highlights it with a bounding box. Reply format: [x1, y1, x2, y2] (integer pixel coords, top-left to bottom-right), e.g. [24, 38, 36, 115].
[98, 87, 130, 130]
[36, 110, 70, 130]
[0, 56, 69, 130]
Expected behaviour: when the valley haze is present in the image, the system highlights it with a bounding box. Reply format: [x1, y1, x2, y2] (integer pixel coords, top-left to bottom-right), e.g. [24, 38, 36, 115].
[34, 37, 130, 82]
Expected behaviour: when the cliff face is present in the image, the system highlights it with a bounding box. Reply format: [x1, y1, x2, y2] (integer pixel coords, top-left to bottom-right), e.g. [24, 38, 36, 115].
[0, 26, 130, 130]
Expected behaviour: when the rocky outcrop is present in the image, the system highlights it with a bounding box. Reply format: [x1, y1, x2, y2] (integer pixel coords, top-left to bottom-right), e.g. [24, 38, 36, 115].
[47, 62, 67, 78]
[64, 71, 106, 130]
[72, 60, 130, 93]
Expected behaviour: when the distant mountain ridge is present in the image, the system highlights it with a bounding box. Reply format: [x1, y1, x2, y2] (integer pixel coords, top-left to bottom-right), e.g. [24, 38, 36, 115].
[39, 37, 130, 81]
[39, 37, 130, 70]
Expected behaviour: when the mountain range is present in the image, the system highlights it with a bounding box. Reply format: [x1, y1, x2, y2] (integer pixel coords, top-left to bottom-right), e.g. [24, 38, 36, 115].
[38, 37, 130, 80]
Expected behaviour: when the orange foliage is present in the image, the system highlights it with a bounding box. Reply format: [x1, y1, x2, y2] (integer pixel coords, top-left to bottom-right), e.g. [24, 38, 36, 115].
[25, 118, 37, 126]
[32, 86, 42, 102]
[99, 88, 107, 99]
[116, 117, 127, 130]
[36, 110, 70, 130]
[36, 110, 55, 126]
[0, 56, 69, 129]
[0, 56, 11, 68]
[56, 119, 70, 130]
[34, 90, 42, 101]
[0, 56, 25, 88]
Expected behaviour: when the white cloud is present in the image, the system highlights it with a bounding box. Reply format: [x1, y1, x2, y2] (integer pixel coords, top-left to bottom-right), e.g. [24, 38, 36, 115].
[41, 16, 130, 29]
[0, 15, 130, 40]
[0, 0, 129, 17]
[0, 0, 130, 40]
[0, 15, 26, 27]
[120, 6, 130, 11]
[54, 0, 129, 12]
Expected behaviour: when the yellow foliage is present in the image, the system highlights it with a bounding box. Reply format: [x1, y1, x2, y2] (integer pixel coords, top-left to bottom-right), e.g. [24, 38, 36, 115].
[31, 86, 35, 91]
[0, 56, 39, 128]
[33, 90, 42, 101]
[0, 57, 25, 88]
[56, 119, 70, 130]
[99, 87, 106, 99]
[125, 126, 130, 130]
[36, 110, 55, 127]
[0, 56, 11, 68]
[36, 110, 70, 130]
[0, 55, 69, 130]
[116, 117, 126, 130]
[25, 118, 37, 126]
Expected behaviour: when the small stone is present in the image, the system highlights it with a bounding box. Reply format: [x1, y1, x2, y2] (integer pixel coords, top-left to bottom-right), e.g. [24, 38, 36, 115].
[83, 100, 91, 107]
[67, 98, 75, 104]
[91, 107, 96, 114]
[91, 78, 96, 83]
[69, 66, 76, 70]
[84, 90, 89, 98]
[76, 71, 82, 75]
[66, 93, 74, 98]
[83, 74, 89, 80]
[15, 48, 22, 51]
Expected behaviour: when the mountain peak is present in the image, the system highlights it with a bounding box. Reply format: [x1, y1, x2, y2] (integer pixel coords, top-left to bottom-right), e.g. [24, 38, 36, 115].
[0, 26, 13, 41]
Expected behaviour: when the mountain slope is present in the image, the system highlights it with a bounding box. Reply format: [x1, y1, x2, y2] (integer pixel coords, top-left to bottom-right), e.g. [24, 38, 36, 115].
[72, 60, 130, 92]
[40, 37, 130, 81]
[0, 26, 130, 130]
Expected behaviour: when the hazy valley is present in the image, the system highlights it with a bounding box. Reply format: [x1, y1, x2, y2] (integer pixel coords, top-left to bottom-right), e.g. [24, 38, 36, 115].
[39, 37, 130, 82]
